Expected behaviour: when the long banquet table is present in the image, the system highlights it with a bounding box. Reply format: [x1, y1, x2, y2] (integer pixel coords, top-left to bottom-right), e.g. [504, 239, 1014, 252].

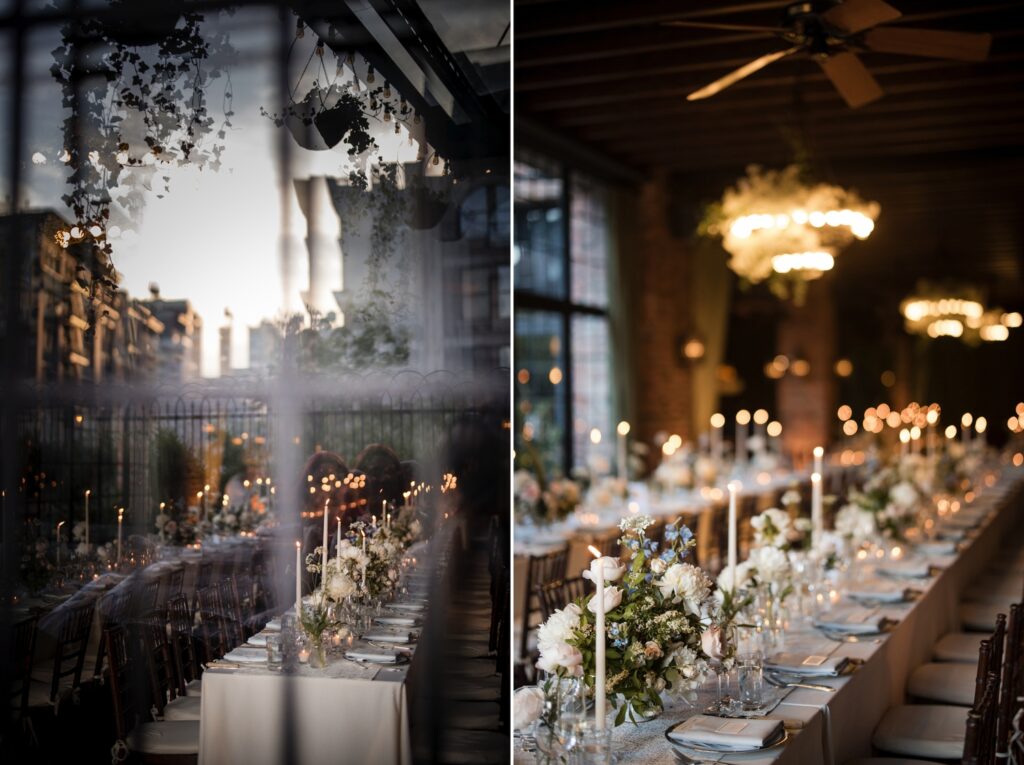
[198, 540, 435, 765]
[515, 463, 1024, 764]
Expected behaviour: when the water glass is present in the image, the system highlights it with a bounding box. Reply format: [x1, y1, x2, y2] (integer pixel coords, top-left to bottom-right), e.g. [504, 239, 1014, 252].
[736, 653, 764, 710]
[266, 634, 283, 669]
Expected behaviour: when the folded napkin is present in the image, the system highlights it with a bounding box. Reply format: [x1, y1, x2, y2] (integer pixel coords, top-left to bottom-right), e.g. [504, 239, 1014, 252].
[264, 618, 281, 632]
[846, 579, 908, 603]
[936, 527, 967, 541]
[914, 540, 957, 556]
[362, 631, 411, 644]
[669, 715, 784, 751]
[877, 559, 931, 579]
[814, 605, 886, 634]
[375, 616, 418, 627]
[247, 633, 269, 647]
[767, 652, 848, 676]
[222, 646, 267, 664]
[345, 649, 398, 664]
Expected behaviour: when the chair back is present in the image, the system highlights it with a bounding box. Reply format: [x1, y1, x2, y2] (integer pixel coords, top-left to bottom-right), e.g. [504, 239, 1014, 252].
[104, 625, 142, 744]
[166, 566, 185, 598]
[7, 613, 38, 716]
[218, 579, 245, 649]
[997, 602, 1024, 758]
[141, 617, 179, 717]
[518, 545, 569, 663]
[974, 613, 1007, 708]
[93, 586, 132, 679]
[44, 598, 95, 704]
[536, 577, 589, 622]
[963, 671, 1001, 765]
[167, 594, 200, 695]
[196, 585, 226, 661]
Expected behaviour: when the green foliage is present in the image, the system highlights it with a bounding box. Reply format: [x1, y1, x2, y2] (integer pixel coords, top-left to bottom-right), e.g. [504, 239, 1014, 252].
[153, 429, 203, 505]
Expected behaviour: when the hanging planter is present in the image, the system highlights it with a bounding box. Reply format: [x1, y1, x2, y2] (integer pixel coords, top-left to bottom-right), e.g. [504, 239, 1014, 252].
[700, 164, 880, 303]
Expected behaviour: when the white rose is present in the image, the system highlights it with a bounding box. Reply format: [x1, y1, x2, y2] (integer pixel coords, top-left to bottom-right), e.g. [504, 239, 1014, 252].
[326, 572, 355, 601]
[537, 642, 583, 676]
[513, 686, 545, 730]
[835, 505, 876, 542]
[583, 556, 625, 583]
[650, 557, 667, 575]
[536, 603, 582, 655]
[586, 585, 623, 614]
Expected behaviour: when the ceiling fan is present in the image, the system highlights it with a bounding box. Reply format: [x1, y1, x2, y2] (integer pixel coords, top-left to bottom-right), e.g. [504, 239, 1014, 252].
[662, 0, 992, 108]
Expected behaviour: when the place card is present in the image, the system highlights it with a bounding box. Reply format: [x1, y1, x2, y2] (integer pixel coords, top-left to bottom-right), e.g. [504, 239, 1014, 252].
[802, 655, 828, 667]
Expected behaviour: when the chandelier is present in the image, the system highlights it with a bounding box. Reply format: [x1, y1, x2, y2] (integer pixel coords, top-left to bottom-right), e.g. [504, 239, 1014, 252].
[901, 284, 1021, 343]
[701, 164, 880, 301]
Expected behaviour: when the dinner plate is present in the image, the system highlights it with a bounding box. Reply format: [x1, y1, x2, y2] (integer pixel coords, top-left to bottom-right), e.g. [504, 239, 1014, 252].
[344, 650, 409, 665]
[664, 722, 789, 755]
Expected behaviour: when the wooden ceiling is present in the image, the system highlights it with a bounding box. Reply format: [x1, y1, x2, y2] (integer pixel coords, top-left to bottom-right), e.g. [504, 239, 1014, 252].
[514, 0, 1024, 308]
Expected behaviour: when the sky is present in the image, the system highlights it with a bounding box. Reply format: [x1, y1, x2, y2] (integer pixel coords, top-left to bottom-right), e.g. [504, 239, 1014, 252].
[6, 6, 423, 376]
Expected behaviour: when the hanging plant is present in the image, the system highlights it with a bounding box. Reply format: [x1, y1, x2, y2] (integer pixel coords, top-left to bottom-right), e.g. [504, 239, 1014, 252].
[700, 164, 879, 303]
[49, 7, 232, 286]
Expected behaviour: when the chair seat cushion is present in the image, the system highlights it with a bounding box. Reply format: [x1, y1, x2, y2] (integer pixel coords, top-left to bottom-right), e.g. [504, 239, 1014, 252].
[873, 705, 969, 759]
[907, 662, 976, 705]
[434, 730, 508, 765]
[933, 632, 986, 663]
[959, 602, 1004, 632]
[162, 695, 203, 721]
[964, 575, 1022, 605]
[128, 721, 200, 755]
[441, 675, 502, 702]
[184, 678, 202, 697]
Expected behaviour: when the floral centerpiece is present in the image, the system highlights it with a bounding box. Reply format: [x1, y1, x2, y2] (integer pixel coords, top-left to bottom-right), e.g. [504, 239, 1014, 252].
[535, 515, 714, 724]
[514, 469, 581, 526]
[835, 463, 921, 543]
[154, 500, 201, 546]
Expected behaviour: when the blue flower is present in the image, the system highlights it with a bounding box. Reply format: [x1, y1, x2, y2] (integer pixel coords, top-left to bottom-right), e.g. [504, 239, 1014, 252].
[660, 549, 677, 562]
[644, 573, 653, 582]
[613, 638, 628, 649]
[680, 525, 694, 543]
[664, 524, 679, 541]
[627, 539, 640, 550]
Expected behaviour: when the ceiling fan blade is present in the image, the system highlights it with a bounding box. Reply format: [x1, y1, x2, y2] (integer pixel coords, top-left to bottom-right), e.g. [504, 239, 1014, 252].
[864, 27, 992, 62]
[818, 51, 884, 108]
[661, 20, 783, 34]
[687, 47, 801, 101]
[822, 0, 902, 34]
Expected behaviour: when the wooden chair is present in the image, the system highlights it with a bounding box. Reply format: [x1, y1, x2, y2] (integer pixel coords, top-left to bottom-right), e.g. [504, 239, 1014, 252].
[963, 671, 1000, 765]
[195, 586, 226, 663]
[142, 619, 200, 722]
[996, 603, 1024, 759]
[166, 567, 185, 599]
[105, 625, 199, 763]
[167, 595, 202, 699]
[535, 577, 590, 621]
[518, 545, 569, 663]
[131, 576, 162, 621]
[33, 598, 95, 709]
[217, 580, 245, 651]
[909, 613, 1005, 707]
[190, 560, 214, 621]
[93, 586, 132, 680]
[6, 613, 38, 719]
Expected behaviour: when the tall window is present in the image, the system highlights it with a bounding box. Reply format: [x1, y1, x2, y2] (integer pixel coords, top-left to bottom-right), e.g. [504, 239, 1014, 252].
[514, 152, 613, 477]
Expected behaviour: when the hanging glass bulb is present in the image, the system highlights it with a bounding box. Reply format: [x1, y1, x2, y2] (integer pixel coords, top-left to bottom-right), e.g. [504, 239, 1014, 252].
[383, 108, 391, 122]
[432, 153, 440, 167]
[395, 123, 401, 135]
[366, 64, 375, 84]
[383, 81, 391, 99]
[413, 111, 421, 125]
[296, 19, 305, 38]
[315, 40, 324, 57]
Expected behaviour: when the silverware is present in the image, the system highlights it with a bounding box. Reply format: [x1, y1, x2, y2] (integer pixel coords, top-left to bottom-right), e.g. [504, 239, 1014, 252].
[764, 673, 835, 692]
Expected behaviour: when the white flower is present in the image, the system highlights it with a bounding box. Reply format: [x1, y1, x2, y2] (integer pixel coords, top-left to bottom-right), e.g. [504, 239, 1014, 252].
[835, 504, 876, 542]
[749, 545, 790, 585]
[586, 585, 623, 614]
[650, 557, 667, 575]
[536, 603, 582, 656]
[75, 542, 91, 557]
[657, 563, 710, 613]
[619, 513, 654, 533]
[31, 151, 47, 165]
[514, 470, 541, 504]
[513, 686, 544, 730]
[750, 508, 790, 548]
[155, 513, 170, 529]
[716, 561, 753, 592]
[537, 643, 583, 676]
[326, 571, 356, 601]
[890, 481, 918, 509]
[582, 556, 624, 583]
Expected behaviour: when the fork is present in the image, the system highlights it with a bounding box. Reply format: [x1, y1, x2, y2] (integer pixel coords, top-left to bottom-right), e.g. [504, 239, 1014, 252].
[764, 673, 835, 692]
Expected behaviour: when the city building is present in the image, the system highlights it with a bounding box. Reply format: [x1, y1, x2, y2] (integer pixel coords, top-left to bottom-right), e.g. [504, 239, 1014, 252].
[139, 286, 204, 382]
